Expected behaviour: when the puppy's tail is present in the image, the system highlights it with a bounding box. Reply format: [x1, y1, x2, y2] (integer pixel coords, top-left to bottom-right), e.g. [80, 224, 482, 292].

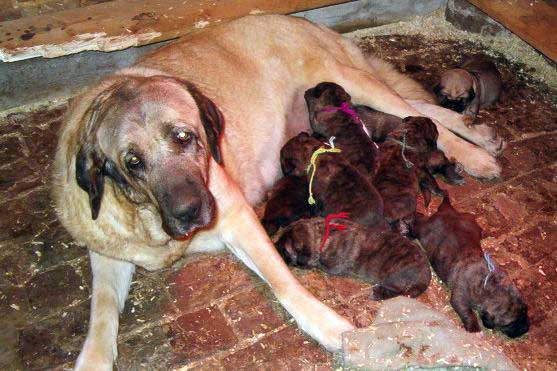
[365, 55, 436, 104]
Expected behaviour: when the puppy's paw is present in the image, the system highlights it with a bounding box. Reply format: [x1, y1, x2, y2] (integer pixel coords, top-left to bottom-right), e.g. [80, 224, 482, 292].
[463, 114, 475, 127]
[371, 284, 400, 300]
[463, 318, 482, 333]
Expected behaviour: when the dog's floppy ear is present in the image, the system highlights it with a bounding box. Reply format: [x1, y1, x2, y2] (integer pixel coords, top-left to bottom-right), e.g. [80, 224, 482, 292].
[75, 81, 125, 219]
[76, 142, 106, 220]
[183, 82, 224, 164]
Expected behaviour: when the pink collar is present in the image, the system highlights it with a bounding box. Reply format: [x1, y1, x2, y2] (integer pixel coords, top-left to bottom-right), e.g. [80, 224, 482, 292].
[321, 103, 372, 139]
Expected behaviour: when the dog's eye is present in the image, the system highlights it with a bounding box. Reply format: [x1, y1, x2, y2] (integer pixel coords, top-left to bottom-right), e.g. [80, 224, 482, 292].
[125, 154, 144, 172]
[176, 130, 192, 145]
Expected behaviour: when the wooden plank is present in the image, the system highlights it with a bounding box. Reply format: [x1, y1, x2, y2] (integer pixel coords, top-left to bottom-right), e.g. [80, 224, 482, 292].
[0, 0, 351, 62]
[467, 0, 557, 62]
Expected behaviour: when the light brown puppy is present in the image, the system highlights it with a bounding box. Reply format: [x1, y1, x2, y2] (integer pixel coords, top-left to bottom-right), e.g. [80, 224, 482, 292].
[435, 56, 502, 126]
[53, 15, 503, 370]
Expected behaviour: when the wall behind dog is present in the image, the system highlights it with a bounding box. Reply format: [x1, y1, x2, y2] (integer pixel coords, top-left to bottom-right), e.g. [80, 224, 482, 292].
[0, 0, 448, 112]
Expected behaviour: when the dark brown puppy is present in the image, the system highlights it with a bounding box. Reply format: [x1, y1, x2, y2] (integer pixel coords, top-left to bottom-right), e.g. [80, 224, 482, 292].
[262, 175, 310, 235]
[280, 132, 384, 228]
[435, 56, 502, 126]
[304, 82, 380, 178]
[276, 217, 431, 300]
[355, 104, 463, 188]
[414, 197, 529, 338]
[374, 116, 446, 232]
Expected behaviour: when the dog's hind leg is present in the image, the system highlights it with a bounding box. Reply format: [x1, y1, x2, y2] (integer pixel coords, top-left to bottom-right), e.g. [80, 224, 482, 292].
[322, 64, 501, 179]
[218, 197, 355, 351]
[75, 251, 135, 371]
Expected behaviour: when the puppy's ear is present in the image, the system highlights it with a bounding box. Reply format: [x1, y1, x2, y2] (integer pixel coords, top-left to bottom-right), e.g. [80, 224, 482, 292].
[75, 81, 127, 219]
[184, 82, 224, 164]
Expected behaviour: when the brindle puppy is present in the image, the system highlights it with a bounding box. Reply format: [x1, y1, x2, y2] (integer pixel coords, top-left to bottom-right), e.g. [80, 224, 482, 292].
[262, 175, 310, 235]
[374, 116, 446, 232]
[280, 132, 384, 228]
[435, 56, 502, 126]
[414, 197, 529, 338]
[276, 217, 431, 300]
[355, 105, 463, 188]
[304, 82, 380, 178]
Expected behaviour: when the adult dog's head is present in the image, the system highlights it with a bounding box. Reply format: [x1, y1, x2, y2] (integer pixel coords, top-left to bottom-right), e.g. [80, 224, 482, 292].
[74, 75, 223, 240]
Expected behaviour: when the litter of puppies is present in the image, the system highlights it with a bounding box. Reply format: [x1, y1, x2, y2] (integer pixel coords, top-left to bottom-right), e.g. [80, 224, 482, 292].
[263, 80, 529, 338]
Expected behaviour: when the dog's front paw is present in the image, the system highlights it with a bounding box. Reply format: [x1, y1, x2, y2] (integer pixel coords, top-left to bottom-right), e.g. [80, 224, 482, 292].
[284, 294, 355, 352]
[465, 150, 501, 179]
[74, 339, 116, 371]
[447, 142, 501, 180]
[75, 350, 114, 371]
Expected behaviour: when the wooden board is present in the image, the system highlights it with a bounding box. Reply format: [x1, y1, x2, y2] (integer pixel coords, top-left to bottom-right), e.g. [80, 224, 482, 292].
[467, 0, 557, 62]
[0, 0, 351, 62]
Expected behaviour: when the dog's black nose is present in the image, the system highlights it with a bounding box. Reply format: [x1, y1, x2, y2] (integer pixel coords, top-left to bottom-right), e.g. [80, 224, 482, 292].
[175, 201, 201, 223]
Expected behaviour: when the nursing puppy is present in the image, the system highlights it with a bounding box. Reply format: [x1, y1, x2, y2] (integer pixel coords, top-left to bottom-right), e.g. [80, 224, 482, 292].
[280, 132, 384, 228]
[374, 116, 446, 232]
[353, 105, 463, 187]
[414, 197, 529, 338]
[262, 175, 310, 235]
[276, 217, 431, 300]
[435, 56, 502, 126]
[304, 82, 380, 178]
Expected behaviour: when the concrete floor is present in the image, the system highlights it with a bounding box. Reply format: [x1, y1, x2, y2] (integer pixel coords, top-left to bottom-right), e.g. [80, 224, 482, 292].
[1, 31, 556, 370]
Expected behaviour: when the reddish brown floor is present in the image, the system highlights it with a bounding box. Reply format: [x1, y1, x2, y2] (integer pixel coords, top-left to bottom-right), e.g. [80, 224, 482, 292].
[1, 35, 556, 370]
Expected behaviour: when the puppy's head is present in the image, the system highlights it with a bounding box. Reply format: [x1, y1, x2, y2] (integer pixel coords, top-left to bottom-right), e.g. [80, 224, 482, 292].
[280, 132, 322, 177]
[401, 116, 439, 149]
[304, 82, 353, 132]
[304, 82, 351, 113]
[74, 75, 223, 240]
[275, 219, 321, 267]
[479, 269, 529, 338]
[434, 69, 476, 113]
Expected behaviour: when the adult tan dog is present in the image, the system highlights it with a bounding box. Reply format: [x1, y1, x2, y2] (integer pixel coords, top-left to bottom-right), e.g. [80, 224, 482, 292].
[53, 14, 503, 369]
